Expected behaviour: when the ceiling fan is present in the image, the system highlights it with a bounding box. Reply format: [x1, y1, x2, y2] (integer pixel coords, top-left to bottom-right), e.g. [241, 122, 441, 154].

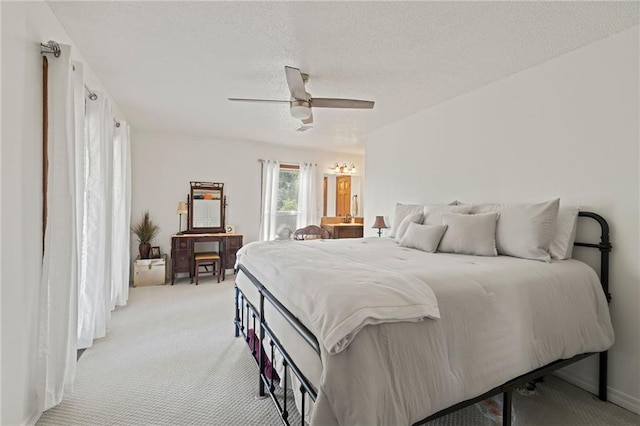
[228, 66, 375, 125]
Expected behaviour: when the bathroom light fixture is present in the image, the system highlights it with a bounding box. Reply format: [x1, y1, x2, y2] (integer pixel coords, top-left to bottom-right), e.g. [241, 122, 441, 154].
[331, 162, 358, 174]
[372, 216, 388, 238]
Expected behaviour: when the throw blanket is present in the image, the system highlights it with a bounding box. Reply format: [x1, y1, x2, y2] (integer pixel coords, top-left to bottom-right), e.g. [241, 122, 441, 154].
[237, 240, 440, 354]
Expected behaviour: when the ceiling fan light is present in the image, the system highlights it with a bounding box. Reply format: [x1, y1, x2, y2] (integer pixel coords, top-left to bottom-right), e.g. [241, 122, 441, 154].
[290, 100, 311, 120]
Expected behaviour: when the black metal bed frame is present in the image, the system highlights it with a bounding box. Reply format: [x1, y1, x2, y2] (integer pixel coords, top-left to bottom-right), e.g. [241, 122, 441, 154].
[233, 211, 612, 426]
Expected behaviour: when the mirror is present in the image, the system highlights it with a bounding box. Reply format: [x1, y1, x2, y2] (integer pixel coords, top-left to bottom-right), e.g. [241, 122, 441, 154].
[323, 174, 362, 217]
[186, 182, 225, 233]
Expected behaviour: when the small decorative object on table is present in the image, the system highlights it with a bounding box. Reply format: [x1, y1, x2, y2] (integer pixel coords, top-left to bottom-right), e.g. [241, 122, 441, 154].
[150, 246, 161, 258]
[226, 224, 236, 234]
[131, 211, 160, 259]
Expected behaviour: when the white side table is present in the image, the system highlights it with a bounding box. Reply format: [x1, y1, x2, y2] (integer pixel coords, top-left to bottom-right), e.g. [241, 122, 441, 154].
[133, 255, 167, 287]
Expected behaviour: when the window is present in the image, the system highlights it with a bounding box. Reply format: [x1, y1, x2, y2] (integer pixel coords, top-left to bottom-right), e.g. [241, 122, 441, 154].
[276, 165, 299, 237]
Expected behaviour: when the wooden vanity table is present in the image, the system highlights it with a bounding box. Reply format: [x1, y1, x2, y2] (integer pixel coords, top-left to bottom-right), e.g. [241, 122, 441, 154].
[171, 233, 243, 284]
[321, 223, 364, 239]
[171, 181, 243, 284]
[320, 216, 364, 239]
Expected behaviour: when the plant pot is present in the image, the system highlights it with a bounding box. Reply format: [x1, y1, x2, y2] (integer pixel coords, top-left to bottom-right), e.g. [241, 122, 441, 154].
[139, 242, 151, 259]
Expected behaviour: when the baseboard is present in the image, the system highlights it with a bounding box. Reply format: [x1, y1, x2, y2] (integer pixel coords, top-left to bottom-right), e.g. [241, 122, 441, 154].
[554, 371, 640, 415]
[22, 408, 42, 426]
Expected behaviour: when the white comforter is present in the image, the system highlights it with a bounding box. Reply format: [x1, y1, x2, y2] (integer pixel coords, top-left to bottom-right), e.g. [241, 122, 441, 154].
[238, 239, 440, 355]
[237, 238, 614, 425]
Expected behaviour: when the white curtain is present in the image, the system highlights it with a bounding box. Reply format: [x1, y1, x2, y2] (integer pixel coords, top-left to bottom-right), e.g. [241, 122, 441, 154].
[259, 160, 280, 241]
[77, 93, 114, 349]
[296, 162, 318, 228]
[111, 122, 131, 307]
[37, 44, 81, 411]
[72, 62, 87, 344]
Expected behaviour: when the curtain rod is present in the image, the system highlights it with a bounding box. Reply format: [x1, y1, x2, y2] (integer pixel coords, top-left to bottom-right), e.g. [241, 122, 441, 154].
[257, 159, 317, 166]
[82, 86, 120, 127]
[84, 86, 121, 127]
[82, 86, 120, 126]
[42, 41, 121, 128]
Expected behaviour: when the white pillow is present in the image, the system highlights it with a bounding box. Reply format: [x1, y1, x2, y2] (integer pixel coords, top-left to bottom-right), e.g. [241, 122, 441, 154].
[472, 198, 560, 262]
[550, 206, 580, 260]
[423, 204, 473, 225]
[399, 223, 448, 253]
[394, 213, 424, 242]
[390, 203, 424, 238]
[439, 212, 499, 256]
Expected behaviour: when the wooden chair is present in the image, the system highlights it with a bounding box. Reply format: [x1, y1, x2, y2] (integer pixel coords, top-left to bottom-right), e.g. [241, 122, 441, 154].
[293, 225, 330, 241]
[193, 251, 221, 284]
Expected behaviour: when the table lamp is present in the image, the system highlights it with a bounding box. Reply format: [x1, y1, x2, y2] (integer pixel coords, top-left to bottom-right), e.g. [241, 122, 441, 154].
[372, 216, 388, 237]
[177, 202, 188, 233]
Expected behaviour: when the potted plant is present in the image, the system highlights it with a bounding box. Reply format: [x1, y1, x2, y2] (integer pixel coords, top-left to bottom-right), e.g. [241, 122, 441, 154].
[131, 211, 160, 259]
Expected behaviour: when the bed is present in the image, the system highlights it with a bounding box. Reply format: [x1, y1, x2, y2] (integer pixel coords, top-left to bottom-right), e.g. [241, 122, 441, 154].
[233, 211, 613, 426]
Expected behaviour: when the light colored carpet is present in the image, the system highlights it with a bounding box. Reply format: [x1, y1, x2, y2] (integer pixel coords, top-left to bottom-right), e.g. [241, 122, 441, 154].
[38, 276, 639, 426]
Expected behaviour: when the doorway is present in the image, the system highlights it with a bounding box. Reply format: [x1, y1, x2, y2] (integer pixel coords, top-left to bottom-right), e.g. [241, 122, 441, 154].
[335, 175, 351, 216]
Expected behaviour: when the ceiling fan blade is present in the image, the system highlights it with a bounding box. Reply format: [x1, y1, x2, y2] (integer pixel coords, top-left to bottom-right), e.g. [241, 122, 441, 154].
[228, 98, 290, 104]
[302, 112, 313, 125]
[311, 98, 375, 109]
[285, 66, 308, 101]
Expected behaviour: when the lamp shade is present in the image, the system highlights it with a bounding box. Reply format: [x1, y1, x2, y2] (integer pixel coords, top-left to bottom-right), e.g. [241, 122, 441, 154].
[372, 216, 388, 229]
[176, 202, 188, 215]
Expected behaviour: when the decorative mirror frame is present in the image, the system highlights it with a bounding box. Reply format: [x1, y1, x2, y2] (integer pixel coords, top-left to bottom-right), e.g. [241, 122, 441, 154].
[185, 181, 226, 234]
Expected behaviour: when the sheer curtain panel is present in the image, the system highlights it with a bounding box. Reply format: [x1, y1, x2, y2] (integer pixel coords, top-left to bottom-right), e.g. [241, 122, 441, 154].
[259, 160, 280, 241]
[296, 162, 318, 229]
[77, 94, 114, 349]
[37, 44, 81, 411]
[111, 122, 131, 307]
[72, 62, 87, 338]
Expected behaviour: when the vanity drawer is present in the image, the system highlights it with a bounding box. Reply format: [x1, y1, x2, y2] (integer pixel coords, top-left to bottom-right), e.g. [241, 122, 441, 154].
[173, 251, 191, 273]
[224, 235, 243, 269]
[335, 226, 363, 239]
[226, 235, 243, 250]
[171, 238, 193, 275]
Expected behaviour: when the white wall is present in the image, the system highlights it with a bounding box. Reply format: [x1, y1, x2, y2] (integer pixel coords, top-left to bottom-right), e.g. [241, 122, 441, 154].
[365, 27, 639, 412]
[131, 129, 364, 262]
[1, 2, 125, 424]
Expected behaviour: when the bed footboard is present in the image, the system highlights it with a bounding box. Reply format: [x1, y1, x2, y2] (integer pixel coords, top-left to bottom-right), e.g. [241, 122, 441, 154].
[234, 264, 318, 426]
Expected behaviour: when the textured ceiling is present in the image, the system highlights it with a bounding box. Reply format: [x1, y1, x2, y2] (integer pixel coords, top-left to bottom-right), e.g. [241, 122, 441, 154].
[47, 1, 638, 154]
